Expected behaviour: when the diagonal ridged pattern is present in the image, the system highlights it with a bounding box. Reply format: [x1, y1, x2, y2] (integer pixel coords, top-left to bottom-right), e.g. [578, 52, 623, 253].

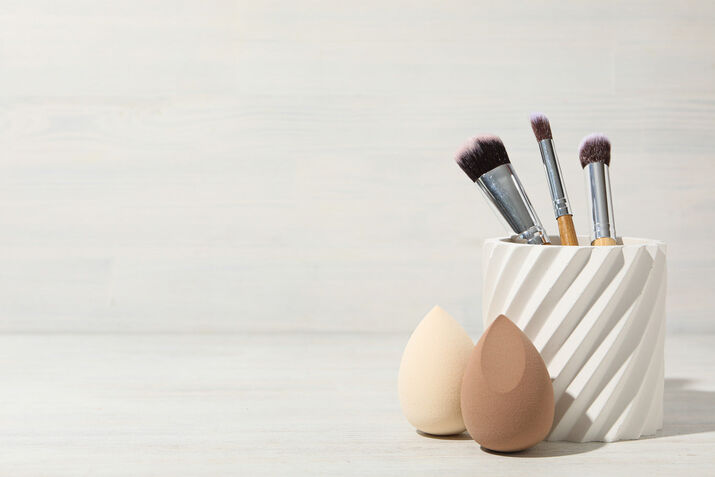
[482, 236, 667, 443]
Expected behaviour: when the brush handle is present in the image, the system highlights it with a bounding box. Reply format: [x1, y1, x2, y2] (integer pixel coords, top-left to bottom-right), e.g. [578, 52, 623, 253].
[592, 237, 617, 246]
[556, 214, 578, 246]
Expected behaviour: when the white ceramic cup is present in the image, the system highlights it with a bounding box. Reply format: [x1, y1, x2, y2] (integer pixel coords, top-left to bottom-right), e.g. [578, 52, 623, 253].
[481, 236, 667, 442]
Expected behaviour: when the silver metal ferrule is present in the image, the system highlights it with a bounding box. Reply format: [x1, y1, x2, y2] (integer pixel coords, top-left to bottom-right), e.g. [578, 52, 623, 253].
[538, 138, 571, 219]
[476, 163, 549, 245]
[584, 162, 616, 241]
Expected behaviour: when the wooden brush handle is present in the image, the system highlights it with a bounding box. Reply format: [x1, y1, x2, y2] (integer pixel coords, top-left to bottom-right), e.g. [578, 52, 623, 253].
[592, 237, 617, 246]
[557, 214, 578, 246]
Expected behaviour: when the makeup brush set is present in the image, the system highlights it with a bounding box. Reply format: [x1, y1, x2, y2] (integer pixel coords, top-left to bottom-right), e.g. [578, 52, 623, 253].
[398, 113, 667, 451]
[455, 113, 615, 247]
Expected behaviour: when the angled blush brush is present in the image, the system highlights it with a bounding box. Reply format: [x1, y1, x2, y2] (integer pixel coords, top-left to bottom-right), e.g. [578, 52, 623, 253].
[579, 134, 617, 246]
[530, 113, 578, 246]
[455, 135, 550, 245]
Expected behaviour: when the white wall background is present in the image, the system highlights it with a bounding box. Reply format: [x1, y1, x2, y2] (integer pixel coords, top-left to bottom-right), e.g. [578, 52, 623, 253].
[0, 1, 713, 334]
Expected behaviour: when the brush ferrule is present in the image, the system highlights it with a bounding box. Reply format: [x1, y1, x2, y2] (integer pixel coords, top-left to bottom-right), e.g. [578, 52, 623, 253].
[585, 162, 616, 241]
[476, 163, 549, 245]
[538, 139, 571, 219]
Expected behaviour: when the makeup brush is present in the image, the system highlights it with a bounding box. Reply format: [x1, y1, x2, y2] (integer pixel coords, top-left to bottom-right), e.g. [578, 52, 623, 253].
[579, 134, 617, 246]
[455, 135, 550, 245]
[530, 113, 578, 246]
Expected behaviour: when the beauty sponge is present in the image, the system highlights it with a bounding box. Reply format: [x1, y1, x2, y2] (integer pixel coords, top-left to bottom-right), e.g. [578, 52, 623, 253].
[399, 306, 473, 435]
[461, 314, 554, 451]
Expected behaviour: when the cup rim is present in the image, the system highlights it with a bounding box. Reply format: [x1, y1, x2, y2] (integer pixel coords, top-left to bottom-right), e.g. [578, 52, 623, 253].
[485, 235, 666, 248]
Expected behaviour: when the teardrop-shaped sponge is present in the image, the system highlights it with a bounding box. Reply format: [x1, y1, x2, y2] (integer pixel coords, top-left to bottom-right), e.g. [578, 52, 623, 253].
[398, 305, 473, 435]
[461, 315, 554, 451]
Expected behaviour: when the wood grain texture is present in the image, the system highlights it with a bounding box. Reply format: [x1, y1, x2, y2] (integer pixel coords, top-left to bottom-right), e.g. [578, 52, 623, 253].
[593, 237, 619, 246]
[0, 332, 712, 475]
[557, 215, 579, 246]
[0, 1, 714, 332]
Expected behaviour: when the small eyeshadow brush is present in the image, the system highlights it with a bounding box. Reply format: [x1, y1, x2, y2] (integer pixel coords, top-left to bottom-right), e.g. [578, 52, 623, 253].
[455, 135, 550, 245]
[579, 134, 617, 246]
[530, 113, 578, 246]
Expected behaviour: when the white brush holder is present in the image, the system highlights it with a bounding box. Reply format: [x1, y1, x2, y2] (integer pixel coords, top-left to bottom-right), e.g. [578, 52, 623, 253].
[481, 236, 666, 442]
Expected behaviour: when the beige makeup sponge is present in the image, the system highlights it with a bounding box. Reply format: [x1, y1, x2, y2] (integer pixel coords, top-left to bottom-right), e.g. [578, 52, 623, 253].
[398, 305, 473, 435]
[461, 314, 554, 452]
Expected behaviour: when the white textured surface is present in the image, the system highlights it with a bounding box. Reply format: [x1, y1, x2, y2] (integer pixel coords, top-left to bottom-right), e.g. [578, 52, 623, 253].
[0, 332, 712, 476]
[1, 1, 714, 333]
[482, 237, 667, 442]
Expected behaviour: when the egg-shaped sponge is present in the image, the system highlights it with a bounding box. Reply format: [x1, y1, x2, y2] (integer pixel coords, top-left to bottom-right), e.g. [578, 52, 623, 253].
[461, 314, 554, 451]
[398, 306, 473, 435]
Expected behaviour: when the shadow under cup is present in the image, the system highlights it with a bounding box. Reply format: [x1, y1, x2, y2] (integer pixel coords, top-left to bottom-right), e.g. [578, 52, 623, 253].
[481, 235, 667, 442]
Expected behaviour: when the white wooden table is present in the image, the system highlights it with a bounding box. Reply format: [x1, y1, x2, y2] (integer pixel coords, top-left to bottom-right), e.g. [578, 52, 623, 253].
[0, 333, 712, 476]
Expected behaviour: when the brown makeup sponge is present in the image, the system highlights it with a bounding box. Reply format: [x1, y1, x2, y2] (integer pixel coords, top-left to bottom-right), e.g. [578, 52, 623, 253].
[461, 315, 554, 452]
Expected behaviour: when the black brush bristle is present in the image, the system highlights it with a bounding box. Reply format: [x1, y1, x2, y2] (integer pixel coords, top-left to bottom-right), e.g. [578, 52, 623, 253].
[454, 135, 511, 182]
[578, 133, 611, 168]
[529, 113, 552, 141]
